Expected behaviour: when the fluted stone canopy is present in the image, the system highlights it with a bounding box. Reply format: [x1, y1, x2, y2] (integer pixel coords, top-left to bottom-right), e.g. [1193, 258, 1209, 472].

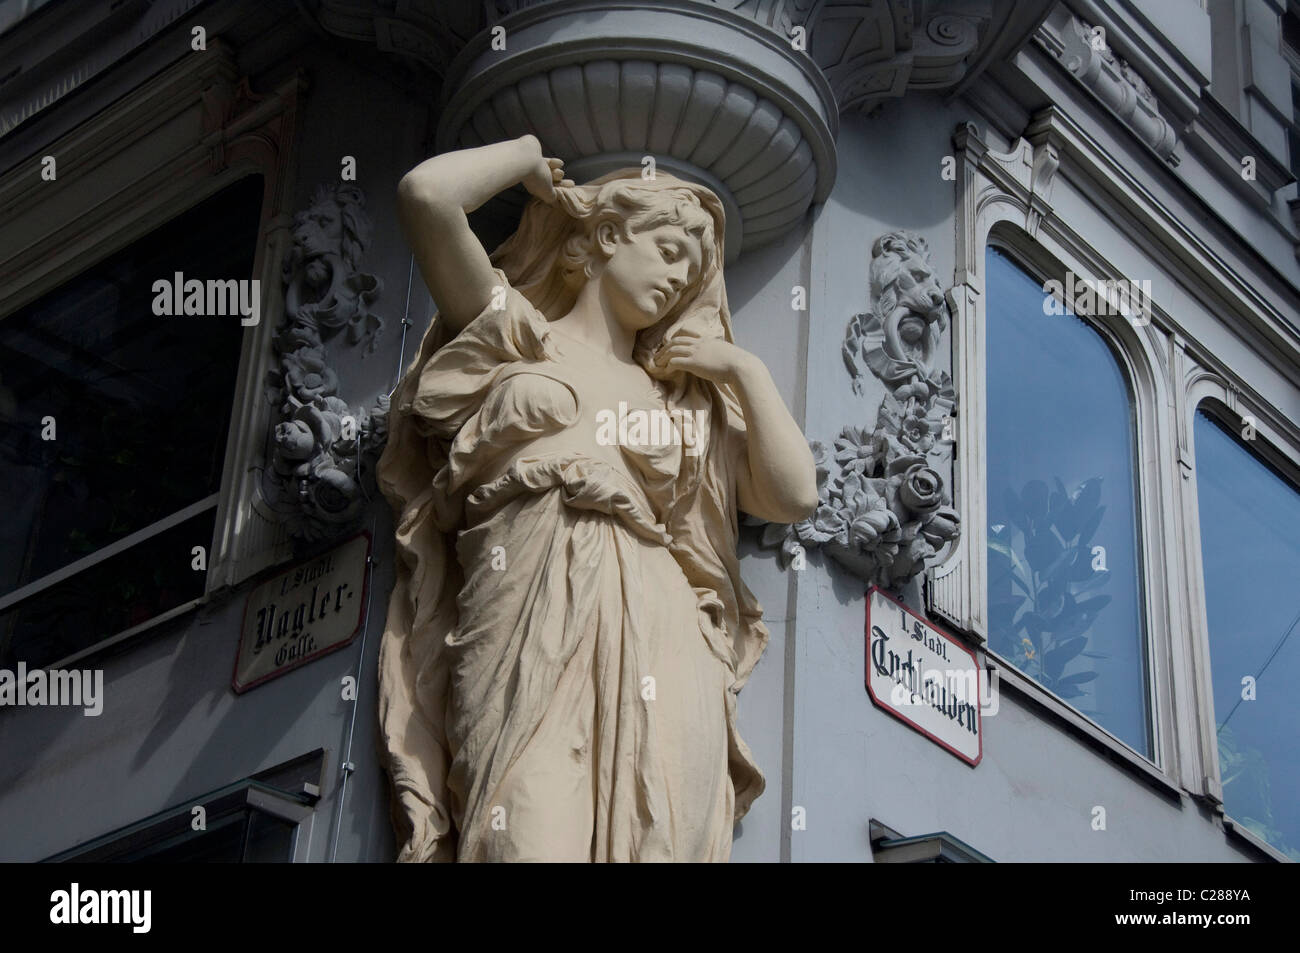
[438, 2, 840, 260]
[305, 0, 1051, 257]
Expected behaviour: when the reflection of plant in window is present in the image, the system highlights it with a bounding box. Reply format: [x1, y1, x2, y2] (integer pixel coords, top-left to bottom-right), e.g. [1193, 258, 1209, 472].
[988, 477, 1112, 704]
[1217, 725, 1300, 861]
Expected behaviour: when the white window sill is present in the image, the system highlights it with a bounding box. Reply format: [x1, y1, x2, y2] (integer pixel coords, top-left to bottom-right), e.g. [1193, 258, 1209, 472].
[987, 651, 1183, 802]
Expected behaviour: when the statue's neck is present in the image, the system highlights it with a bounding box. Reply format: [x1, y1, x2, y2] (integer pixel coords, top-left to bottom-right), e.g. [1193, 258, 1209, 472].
[550, 280, 638, 365]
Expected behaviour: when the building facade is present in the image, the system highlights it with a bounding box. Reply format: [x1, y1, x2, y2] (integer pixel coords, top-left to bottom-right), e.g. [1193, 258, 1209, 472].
[0, 0, 1297, 862]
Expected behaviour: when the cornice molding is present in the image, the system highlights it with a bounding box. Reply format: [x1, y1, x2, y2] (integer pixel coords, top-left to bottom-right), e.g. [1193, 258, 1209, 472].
[1183, 92, 1295, 203]
[1023, 104, 1300, 384]
[0, 0, 205, 138]
[1063, 0, 1203, 122]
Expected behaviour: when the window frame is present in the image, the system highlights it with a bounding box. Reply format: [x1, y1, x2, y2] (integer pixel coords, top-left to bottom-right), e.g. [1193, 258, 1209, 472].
[1283, 2, 1300, 76]
[0, 496, 222, 668]
[937, 120, 1183, 787]
[0, 44, 306, 667]
[1179, 374, 1300, 863]
[979, 240, 1160, 764]
[944, 111, 1300, 824]
[44, 778, 318, 863]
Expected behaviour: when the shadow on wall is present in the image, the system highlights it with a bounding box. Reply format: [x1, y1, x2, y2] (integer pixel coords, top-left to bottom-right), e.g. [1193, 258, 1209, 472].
[832, 94, 964, 235]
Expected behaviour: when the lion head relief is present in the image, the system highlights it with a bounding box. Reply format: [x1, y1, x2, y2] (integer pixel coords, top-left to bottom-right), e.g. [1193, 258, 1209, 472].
[263, 182, 390, 542]
[869, 232, 948, 377]
[282, 183, 383, 350]
[844, 231, 951, 398]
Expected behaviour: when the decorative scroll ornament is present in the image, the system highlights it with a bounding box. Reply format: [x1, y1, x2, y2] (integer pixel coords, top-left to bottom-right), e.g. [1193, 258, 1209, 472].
[757, 232, 960, 587]
[263, 183, 389, 541]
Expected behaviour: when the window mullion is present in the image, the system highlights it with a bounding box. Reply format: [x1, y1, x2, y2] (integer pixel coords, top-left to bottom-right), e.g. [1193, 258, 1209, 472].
[0, 493, 220, 614]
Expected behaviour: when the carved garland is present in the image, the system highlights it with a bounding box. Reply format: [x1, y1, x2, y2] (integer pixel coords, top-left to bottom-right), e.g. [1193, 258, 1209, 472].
[262, 183, 389, 542]
[757, 231, 960, 588]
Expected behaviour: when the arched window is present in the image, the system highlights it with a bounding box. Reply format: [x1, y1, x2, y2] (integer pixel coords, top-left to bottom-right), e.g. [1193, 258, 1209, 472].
[1193, 408, 1300, 860]
[984, 247, 1150, 756]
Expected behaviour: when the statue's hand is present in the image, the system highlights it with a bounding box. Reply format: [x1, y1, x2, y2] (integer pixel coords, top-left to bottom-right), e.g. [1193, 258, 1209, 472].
[653, 328, 756, 385]
[520, 137, 575, 204]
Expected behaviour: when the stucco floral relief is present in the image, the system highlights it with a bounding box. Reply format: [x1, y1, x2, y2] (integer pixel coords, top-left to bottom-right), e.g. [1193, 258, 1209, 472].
[757, 231, 960, 587]
[262, 183, 389, 541]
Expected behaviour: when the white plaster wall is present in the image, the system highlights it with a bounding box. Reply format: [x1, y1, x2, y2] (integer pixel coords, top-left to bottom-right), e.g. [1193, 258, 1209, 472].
[726, 213, 812, 862]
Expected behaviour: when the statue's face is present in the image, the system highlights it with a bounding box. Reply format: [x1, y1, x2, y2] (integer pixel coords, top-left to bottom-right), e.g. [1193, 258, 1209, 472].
[598, 222, 704, 331]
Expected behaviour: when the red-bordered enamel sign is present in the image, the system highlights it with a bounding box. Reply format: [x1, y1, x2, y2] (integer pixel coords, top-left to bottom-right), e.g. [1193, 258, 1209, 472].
[233, 532, 370, 693]
[865, 586, 983, 766]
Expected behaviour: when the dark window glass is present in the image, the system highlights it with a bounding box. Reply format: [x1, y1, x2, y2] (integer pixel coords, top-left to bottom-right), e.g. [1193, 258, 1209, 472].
[985, 247, 1150, 756]
[1290, 85, 1300, 179]
[0, 508, 215, 668]
[0, 176, 261, 661]
[0, 175, 262, 594]
[1193, 410, 1300, 861]
[1285, 10, 1300, 52]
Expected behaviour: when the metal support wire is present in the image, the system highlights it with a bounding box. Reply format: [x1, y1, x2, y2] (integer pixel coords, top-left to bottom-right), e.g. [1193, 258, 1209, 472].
[327, 516, 378, 862]
[389, 254, 415, 397]
[328, 256, 415, 857]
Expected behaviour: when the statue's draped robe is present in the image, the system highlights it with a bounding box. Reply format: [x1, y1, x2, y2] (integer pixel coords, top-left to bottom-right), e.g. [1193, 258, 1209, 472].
[377, 266, 768, 862]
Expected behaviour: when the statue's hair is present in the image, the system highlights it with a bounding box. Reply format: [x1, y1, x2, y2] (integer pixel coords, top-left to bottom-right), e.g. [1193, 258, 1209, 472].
[554, 180, 717, 295]
[487, 173, 723, 342]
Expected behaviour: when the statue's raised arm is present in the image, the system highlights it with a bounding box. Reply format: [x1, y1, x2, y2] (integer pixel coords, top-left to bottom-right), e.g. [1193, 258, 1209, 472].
[395, 134, 573, 334]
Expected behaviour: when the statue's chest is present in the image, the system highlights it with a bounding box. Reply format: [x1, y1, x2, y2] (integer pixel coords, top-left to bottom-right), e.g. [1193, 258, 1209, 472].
[544, 355, 683, 492]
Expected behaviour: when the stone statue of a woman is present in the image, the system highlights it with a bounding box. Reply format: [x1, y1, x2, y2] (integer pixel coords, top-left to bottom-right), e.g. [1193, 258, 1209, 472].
[376, 134, 817, 862]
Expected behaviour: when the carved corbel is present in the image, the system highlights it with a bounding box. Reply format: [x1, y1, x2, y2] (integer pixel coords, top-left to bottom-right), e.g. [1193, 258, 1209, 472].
[1026, 128, 1062, 238]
